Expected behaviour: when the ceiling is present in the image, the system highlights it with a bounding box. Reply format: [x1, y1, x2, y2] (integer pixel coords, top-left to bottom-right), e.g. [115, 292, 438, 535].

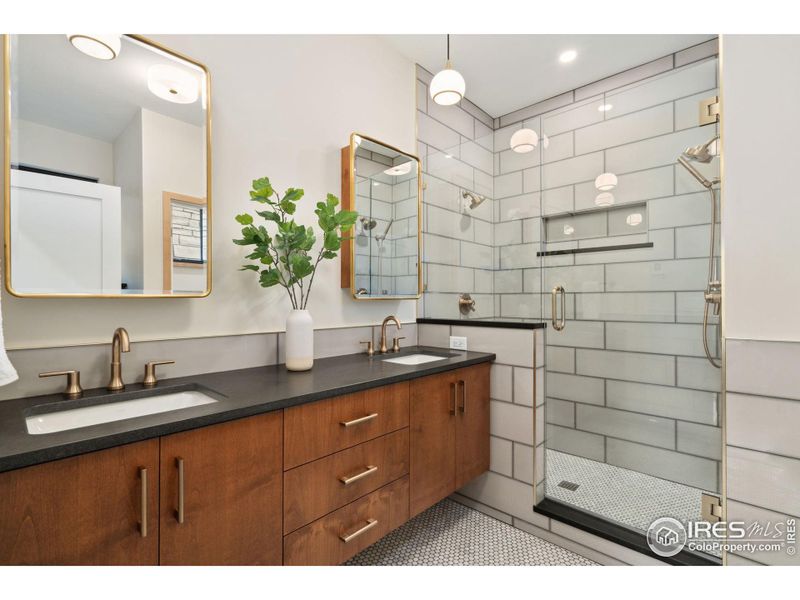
[13, 35, 206, 143]
[383, 34, 715, 118]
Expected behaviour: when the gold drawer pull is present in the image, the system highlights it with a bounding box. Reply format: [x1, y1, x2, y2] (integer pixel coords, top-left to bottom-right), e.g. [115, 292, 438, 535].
[139, 467, 148, 538]
[340, 413, 378, 427]
[175, 457, 185, 524]
[339, 465, 378, 486]
[339, 518, 378, 543]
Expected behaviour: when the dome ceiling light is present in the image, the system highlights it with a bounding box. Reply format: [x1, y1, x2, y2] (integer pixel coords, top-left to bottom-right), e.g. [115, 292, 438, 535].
[595, 172, 618, 192]
[430, 34, 466, 106]
[66, 34, 121, 60]
[595, 192, 614, 207]
[510, 128, 538, 154]
[384, 161, 413, 176]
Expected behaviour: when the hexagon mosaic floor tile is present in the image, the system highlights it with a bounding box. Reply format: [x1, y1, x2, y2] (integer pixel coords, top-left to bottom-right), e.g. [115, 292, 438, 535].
[346, 498, 596, 566]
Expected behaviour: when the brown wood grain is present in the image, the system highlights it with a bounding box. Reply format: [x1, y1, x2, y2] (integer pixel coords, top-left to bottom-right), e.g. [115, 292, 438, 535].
[409, 370, 457, 517]
[0, 439, 159, 565]
[283, 476, 409, 566]
[283, 428, 409, 534]
[455, 363, 491, 488]
[158, 412, 283, 565]
[283, 382, 409, 469]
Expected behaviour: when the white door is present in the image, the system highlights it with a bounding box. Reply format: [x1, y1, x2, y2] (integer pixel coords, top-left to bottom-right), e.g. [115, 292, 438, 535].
[10, 170, 122, 294]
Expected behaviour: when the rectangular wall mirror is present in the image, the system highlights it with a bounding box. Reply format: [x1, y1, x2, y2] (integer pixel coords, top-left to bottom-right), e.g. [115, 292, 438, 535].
[3, 34, 211, 297]
[340, 133, 421, 300]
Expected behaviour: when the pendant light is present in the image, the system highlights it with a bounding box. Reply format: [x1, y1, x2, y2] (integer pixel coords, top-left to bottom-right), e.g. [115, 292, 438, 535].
[430, 35, 466, 106]
[595, 172, 618, 191]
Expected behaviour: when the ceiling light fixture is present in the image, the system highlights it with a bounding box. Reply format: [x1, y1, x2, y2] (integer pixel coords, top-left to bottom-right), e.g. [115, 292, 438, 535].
[66, 34, 121, 60]
[147, 64, 200, 104]
[595, 192, 615, 207]
[510, 128, 538, 154]
[626, 213, 643, 227]
[598, 103, 613, 112]
[563, 225, 575, 235]
[595, 172, 618, 192]
[384, 162, 413, 176]
[430, 34, 466, 106]
[559, 49, 577, 64]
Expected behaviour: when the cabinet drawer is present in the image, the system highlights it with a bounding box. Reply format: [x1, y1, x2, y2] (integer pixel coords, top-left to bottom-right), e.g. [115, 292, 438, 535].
[284, 382, 409, 469]
[283, 476, 409, 566]
[284, 428, 409, 534]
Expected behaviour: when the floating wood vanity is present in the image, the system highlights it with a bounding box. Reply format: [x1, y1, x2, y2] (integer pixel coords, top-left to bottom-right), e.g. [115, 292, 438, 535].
[0, 351, 492, 565]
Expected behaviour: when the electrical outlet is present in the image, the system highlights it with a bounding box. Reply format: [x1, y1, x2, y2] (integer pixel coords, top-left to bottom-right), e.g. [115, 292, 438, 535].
[449, 336, 467, 351]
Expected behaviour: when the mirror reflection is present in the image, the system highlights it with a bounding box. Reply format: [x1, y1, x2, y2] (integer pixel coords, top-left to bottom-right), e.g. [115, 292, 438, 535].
[5, 34, 210, 296]
[351, 136, 420, 298]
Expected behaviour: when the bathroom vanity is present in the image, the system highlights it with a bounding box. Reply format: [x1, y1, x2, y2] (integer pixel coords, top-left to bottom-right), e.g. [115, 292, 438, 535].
[0, 348, 493, 565]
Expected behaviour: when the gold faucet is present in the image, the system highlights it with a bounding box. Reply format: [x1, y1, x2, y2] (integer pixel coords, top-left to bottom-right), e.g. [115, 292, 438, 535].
[379, 315, 402, 354]
[107, 327, 131, 391]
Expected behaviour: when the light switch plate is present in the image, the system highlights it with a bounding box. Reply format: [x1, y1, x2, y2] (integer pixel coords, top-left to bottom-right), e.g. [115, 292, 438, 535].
[450, 336, 468, 351]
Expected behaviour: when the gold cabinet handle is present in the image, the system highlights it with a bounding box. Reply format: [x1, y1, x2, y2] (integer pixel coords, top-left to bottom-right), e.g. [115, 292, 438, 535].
[339, 465, 378, 486]
[175, 457, 185, 524]
[139, 467, 148, 538]
[450, 382, 457, 415]
[340, 413, 378, 427]
[459, 380, 467, 414]
[551, 285, 566, 331]
[339, 518, 378, 543]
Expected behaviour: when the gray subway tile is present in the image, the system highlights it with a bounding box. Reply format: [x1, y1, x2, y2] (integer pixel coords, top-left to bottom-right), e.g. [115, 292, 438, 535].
[576, 404, 676, 449]
[606, 380, 718, 425]
[546, 424, 605, 461]
[577, 349, 675, 386]
[607, 438, 718, 491]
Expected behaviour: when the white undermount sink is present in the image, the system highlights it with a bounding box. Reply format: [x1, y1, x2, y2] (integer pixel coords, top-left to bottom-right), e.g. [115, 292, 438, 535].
[26, 390, 218, 435]
[382, 353, 450, 366]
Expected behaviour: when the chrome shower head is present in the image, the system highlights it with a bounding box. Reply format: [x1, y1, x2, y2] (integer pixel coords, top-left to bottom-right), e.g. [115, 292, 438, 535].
[462, 190, 486, 210]
[677, 135, 720, 189]
[682, 135, 719, 164]
[360, 217, 377, 230]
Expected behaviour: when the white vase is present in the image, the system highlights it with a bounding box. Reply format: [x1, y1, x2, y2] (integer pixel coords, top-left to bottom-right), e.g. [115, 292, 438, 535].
[285, 309, 314, 371]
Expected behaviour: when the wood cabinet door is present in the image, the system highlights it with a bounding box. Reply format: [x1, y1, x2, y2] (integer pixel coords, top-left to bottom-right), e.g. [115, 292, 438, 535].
[159, 412, 283, 565]
[455, 363, 491, 488]
[0, 440, 159, 565]
[409, 370, 457, 517]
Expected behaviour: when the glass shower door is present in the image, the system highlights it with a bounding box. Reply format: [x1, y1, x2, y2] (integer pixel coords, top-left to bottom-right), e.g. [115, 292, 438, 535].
[537, 56, 723, 555]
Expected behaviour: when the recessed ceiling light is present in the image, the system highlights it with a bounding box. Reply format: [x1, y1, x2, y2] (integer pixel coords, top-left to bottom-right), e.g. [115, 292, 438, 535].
[147, 64, 200, 104]
[67, 34, 121, 60]
[559, 49, 577, 64]
[598, 103, 613, 112]
[444, 154, 453, 159]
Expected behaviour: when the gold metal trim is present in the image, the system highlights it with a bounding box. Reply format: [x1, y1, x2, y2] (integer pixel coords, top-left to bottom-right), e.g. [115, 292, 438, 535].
[2, 34, 213, 298]
[346, 132, 422, 301]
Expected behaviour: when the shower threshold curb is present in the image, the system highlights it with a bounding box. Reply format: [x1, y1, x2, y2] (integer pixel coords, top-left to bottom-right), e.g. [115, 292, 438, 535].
[534, 498, 721, 566]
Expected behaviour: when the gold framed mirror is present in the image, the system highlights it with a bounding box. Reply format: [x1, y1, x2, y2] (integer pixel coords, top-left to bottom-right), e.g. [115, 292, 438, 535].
[340, 133, 422, 300]
[2, 34, 212, 298]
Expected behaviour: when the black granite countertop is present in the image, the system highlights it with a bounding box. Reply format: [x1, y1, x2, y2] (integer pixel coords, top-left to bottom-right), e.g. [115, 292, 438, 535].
[0, 346, 494, 474]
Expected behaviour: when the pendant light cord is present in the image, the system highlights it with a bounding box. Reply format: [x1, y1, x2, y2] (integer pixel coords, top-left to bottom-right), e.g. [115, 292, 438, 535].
[447, 34, 450, 61]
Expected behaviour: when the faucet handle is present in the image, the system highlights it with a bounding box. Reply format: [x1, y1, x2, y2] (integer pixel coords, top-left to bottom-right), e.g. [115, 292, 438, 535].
[392, 336, 406, 353]
[39, 370, 83, 399]
[143, 360, 175, 388]
[360, 341, 375, 357]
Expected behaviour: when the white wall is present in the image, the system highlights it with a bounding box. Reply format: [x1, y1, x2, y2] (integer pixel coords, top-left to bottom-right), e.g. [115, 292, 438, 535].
[0, 35, 417, 348]
[721, 35, 800, 342]
[113, 111, 144, 290]
[12, 119, 114, 184]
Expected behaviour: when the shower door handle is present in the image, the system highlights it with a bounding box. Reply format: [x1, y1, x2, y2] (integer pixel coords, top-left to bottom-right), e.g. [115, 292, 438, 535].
[551, 286, 566, 331]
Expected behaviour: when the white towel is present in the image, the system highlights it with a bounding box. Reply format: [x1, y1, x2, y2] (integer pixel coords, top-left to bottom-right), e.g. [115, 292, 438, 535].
[0, 289, 19, 386]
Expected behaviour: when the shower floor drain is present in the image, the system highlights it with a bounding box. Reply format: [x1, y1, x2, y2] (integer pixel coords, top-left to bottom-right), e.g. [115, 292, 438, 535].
[557, 480, 580, 491]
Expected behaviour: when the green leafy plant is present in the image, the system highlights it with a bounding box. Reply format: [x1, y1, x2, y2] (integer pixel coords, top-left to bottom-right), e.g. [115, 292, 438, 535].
[233, 177, 358, 309]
